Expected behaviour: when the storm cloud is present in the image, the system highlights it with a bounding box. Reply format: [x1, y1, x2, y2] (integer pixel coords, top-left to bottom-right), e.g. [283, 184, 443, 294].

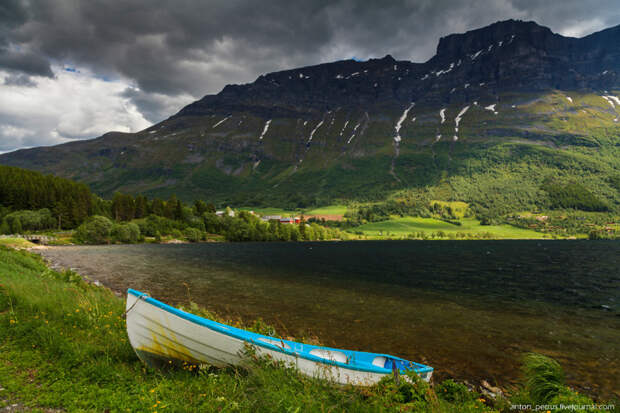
[0, 0, 619, 152]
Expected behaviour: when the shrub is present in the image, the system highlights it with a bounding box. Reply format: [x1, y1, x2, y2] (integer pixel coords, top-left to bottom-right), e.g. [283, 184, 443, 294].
[10, 217, 21, 233]
[0, 219, 9, 234]
[4, 209, 56, 232]
[111, 222, 141, 243]
[436, 379, 472, 403]
[136, 214, 184, 237]
[522, 353, 564, 403]
[183, 227, 202, 242]
[74, 215, 113, 244]
[373, 371, 434, 409]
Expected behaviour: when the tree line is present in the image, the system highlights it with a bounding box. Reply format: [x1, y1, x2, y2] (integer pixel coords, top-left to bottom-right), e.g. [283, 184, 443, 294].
[0, 165, 346, 243]
[0, 165, 99, 229]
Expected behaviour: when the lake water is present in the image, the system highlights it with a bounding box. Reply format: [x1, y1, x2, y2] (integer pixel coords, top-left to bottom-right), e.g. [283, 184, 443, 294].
[39, 241, 619, 399]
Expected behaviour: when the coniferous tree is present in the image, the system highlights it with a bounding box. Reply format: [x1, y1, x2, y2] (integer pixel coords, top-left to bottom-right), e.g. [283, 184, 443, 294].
[164, 195, 178, 219]
[193, 200, 208, 216]
[175, 199, 184, 221]
[151, 198, 165, 217]
[135, 195, 148, 218]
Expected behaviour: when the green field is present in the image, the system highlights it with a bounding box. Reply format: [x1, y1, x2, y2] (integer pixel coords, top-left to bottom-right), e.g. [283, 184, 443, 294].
[303, 204, 348, 215]
[237, 206, 298, 216]
[350, 217, 550, 239]
[238, 204, 348, 217]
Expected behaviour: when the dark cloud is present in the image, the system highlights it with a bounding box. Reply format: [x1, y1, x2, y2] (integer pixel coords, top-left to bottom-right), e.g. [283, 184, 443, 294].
[1, 0, 619, 124]
[0, 47, 53, 77]
[3, 72, 36, 86]
[120, 87, 193, 123]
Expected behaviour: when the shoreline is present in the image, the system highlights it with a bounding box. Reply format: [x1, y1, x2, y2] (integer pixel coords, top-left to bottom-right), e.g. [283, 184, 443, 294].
[28, 245, 511, 399]
[28, 243, 619, 401]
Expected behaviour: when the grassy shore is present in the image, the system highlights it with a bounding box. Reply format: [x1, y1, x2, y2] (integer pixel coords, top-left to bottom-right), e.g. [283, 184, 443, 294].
[0, 246, 609, 412]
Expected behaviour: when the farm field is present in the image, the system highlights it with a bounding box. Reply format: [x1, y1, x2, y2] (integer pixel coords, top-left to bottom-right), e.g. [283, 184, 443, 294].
[350, 217, 552, 239]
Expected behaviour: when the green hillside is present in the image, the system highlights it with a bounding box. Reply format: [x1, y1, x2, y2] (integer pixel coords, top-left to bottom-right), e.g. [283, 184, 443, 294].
[2, 91, 620, 218]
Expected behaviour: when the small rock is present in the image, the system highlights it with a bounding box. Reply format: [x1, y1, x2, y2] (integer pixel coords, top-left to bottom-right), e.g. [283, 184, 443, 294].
[480, 380, 504, 399]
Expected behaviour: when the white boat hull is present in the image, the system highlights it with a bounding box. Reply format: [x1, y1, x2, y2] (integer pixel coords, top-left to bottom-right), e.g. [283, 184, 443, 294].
[126, 292, 432, 386]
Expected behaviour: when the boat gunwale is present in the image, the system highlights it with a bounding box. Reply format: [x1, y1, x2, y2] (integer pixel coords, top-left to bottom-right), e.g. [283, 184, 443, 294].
[127, 288, 433, 375]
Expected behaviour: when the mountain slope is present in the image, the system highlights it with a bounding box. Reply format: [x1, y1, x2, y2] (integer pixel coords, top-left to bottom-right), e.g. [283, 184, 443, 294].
[1, 19, 619, 211]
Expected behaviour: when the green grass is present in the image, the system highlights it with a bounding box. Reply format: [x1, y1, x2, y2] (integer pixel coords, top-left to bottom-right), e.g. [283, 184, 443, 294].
[303, 204, 348, 215]
[237, 206, 298, 216]
[430, 200, 470, 218]
[0, 237, 36, 248]
[350, 217, 548, 239]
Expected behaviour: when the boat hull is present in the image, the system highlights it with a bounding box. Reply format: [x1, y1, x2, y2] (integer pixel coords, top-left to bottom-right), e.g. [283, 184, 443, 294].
[125, 290, 432, 386]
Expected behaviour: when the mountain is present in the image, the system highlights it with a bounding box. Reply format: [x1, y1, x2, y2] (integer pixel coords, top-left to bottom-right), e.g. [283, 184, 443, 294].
[2, 19, 620, 211]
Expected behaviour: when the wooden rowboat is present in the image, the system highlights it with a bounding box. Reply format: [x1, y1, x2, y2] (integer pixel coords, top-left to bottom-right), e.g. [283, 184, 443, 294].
[126, 289, 433, 385]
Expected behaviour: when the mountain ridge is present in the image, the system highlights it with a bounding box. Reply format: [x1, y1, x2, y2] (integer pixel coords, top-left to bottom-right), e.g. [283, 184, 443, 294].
[1, 19, 619, 211]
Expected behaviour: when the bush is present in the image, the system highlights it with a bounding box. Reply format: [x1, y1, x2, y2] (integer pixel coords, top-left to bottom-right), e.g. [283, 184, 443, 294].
[522, 353, 565, 403]
[436, 379, 472, 403]
[4, 209, 56, 232]
[75, 216, 113, 244]
[372, 371, 434, 409]
[549, 387, 594, 412]
[10, 217, 21, 233]
[183, 227, 202, 242]
[0, 219, 9, 234]
[136, 214, 184, 237]
[111, 222, 141, 243]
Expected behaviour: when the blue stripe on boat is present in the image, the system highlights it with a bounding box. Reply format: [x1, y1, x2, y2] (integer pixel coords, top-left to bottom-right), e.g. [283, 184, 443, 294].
[128, 288, 433, 375]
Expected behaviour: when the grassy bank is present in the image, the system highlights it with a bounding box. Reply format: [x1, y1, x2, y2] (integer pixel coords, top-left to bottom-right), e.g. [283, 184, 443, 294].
[349, 217, 550, 239]
[0, 246, 610, 412]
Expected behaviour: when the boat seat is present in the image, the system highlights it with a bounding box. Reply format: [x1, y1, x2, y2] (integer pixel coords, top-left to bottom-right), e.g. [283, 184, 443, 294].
[372, 356, 387, 368]
[257, 337, 291, 350]
[309, 349, 348, 363]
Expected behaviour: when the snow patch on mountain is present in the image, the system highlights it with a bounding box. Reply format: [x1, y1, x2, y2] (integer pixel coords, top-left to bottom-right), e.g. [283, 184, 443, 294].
[436, 63, 454, 77]
[485, 104, 498, 115]
[470, 50, 483, 60]
[454, 105, 470, 133]
[308, 120, 324, 142]
[213, 116, 231, 128]
[603, 95, 620, 107]
[394, 103, 414, 142]
[258, 119, 271, 140]
[347, 122, 361, 144]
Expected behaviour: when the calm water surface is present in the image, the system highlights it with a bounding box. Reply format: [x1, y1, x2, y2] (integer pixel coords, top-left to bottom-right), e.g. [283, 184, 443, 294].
[39, 241, 620, 398]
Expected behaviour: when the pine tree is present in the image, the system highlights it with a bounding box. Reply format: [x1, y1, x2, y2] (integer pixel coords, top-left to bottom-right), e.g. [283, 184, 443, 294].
[151, 198, 165, 217]
[175, 200, 184, 221]
[193, 200, 207, 216]
[135, 195, 147, 218]
[165, 195, 178, 219]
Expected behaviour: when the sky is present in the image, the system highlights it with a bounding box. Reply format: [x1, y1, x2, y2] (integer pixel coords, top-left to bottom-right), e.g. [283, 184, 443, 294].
[0, 0, 619, 153]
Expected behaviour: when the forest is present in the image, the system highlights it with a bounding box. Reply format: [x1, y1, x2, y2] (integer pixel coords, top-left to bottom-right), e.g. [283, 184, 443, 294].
[0, 165, 346, 243]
